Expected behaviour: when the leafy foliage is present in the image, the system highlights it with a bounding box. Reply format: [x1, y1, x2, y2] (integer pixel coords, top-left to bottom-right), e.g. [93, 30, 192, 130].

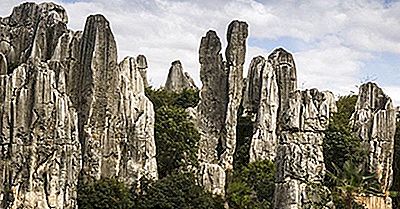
[155, 105, 199, 178]
[77, 178, 132, 209]
[327, 161, 379, 209]
[323, 95, 367, 174]
[145, 87, 200, 178]
[227, 160, 275, 209]
[391, 120, 400, 208]
[145, 87, 199, 110]
[134, 172, 224, 209]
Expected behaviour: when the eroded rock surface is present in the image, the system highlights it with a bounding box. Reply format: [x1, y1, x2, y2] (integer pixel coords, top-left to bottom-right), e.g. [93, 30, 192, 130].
[197, 20, 248, 196]
[351, 82, 396, 208]
[0, 3, 157, 208]
[247, 48, 297, 162]
[164, 60, 197, 92]
[0, 63, 80, 209]
[274, 89, 337, 209]
[65, 14, 157, 183]
[136, 54, 149, 87]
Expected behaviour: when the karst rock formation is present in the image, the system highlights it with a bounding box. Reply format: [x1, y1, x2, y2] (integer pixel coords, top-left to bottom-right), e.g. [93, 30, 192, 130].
[351, 82, 396, 209]
[243, 48, 337, 208]
[274, 89, 337, 209]
[197, 20, 248, 196]
[243, 49, 298, 162]
[164, 60, 197, 92]
[0, 2, 399, 209]
[0, 2, 157, 209]
[136, 54, 149, 87]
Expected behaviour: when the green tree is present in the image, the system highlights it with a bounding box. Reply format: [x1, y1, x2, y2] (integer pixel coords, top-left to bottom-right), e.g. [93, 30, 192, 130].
[323, 95, 367, 181]
[327, 161, 379, 209]
[134, 172, 224, 209]
[145, 87, 200, 178]
[77, 178, 132, 209]
[145, 87, 199, 110]
[227, 160, 275, 209]
[155, 105, 199, 178]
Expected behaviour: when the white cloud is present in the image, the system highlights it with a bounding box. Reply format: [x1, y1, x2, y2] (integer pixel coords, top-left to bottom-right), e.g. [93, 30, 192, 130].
[381, 86, 400, 108]
[1, 0, 399, 105]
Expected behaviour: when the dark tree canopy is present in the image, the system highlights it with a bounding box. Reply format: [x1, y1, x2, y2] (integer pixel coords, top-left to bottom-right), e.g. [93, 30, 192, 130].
[134, 172, 224, 209]
[227, 160, 275, 209]
[77, 178, 132, 209]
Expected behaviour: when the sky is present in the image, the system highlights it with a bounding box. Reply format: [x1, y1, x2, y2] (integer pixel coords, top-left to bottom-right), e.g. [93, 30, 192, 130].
[1, 0, 399, 105]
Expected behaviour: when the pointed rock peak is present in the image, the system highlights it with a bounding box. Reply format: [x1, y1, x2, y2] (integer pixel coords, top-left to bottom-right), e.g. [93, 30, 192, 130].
[171, 60, 182, 66]
[268, 47, 295, 64]
[242, 55, 266, 115]
[199, 30, 222, 64]
[85, 14, 111, 27]
[136, 54, 149, 87]
[226, 20, 248, 65]
[80, 13, 117, 67]
[136, 54, 148, 69]
[251, 55, 265, 63]
[9, 2, 68, 26]
[357, 82, 391, 111]
[165, 60, 197, 92]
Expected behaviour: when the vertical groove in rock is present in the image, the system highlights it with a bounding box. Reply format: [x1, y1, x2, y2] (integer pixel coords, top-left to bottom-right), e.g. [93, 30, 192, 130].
[0, 63, 81, 209]
[0, 3, 157, 208]
[74, 14, 157, 183]
[246, 48, 297, 162]
[351, 82, 396, 209]
[197, 20, 248, 196]
[274, 89, 336, 209]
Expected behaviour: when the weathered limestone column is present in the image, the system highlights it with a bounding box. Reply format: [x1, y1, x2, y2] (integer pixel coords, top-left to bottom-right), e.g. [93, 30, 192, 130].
[246, 48, 297, 162]
[136, 54, 149, 87]
[197, 20, 248, 196]
[0, 3, 158, 208]
[0, 3, 80, 209]
[351, 82, 396, 209]
[274, 89, 336, 209]
[74, 14, 157, 183]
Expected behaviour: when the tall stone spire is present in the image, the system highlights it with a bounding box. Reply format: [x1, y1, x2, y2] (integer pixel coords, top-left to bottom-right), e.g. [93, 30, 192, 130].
[197, 20, 248, 196]
[351, 82, 396, 209]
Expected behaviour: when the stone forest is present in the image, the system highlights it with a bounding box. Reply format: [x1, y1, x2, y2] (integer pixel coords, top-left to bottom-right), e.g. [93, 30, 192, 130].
[0, 2, 399, 209]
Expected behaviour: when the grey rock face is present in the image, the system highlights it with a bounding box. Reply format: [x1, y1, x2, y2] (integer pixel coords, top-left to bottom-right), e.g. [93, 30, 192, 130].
[72, 14, 157, 183]
[0, 3, 157, 208]
[351, 82, 396, 208]
[164, 60, 197, 92]
[0, 63, 81, 209]
[274, 89, 336, 209]
[136, 54, 149, 87]
[248, 57, 279, 162]
[117, 57, 158, 184]
[242, 56, 265, 116]
[0, 2, 68, 68]
[197, 20, 248, 196]
[247, 48, 297, 162]
[243, 49, 336, 209]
